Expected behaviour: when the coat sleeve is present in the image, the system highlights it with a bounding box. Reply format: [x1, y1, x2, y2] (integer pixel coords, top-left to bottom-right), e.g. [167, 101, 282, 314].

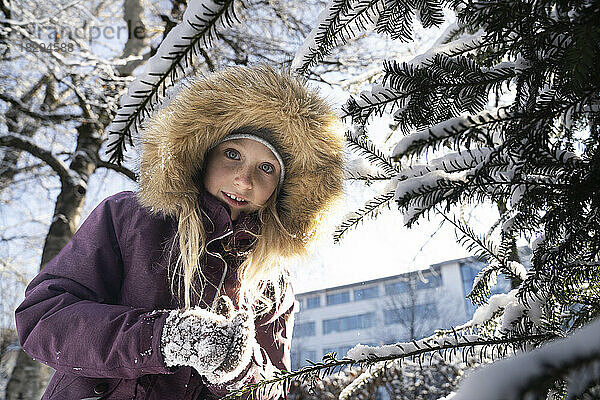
[14, 192, 174, 379]
[205, 286, 296, 399]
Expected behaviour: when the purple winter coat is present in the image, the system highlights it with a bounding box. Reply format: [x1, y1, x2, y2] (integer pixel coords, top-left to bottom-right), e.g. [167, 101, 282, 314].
[15, 190, 295, 399]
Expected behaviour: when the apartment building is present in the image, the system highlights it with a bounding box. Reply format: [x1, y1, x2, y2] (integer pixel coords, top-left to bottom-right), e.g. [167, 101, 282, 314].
[290, 250, 531, 369]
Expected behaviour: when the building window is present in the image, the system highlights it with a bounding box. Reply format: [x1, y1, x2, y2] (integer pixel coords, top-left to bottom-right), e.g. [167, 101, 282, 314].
[297, 299, 304, 312]
[415, 274, 442, 290]
[291, 350, 316, 369]
[293, 321, 315, 337]
[385, 281, 410, 295]
[323, 312, 375, 334]
[326, 291, 350, 306]
[354, 286, 379, 301]
[306, 295, 321, 309]
[384, 303, 437, 325]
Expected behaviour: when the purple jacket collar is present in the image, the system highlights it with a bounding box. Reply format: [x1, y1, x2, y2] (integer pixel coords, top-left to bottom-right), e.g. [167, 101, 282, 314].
[196, 186, 261, 244]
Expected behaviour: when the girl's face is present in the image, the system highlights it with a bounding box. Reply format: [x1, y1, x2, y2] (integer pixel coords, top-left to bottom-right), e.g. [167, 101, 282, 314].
[203, 138, 281, 221]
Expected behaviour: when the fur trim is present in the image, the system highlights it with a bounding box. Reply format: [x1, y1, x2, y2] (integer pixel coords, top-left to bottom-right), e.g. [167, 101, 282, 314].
[138, 65, 345, 257]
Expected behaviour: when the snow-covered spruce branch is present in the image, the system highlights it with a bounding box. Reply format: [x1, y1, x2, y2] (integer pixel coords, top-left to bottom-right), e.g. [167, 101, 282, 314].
[469, 261, 527, 307]
[345, 130, 400, 176]
[344, 27, 513, 122]
[395, 160, 571, 228]
[106, 0, 238, 164]
[343, 84, 410, 125]
[452, 318, 600, 400]
[398, 147, 496, 180]
[222, 332, 550, 399]
[293, 0, 450, 76]
[395, 169, 474, 226]
[344, 57, 517, 127]
[334, 187, 395, 243]
[292, 0, 383, 75]
[391, 108, 514, 159]
[341, 287, 533, 400]
[404, 28, 514, 67]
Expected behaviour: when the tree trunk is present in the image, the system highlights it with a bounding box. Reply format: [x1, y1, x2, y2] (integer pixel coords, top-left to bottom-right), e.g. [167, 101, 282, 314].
[4, 0, 148, 395]
[4, 121, 102, 399]
[4, 351, 53, 400]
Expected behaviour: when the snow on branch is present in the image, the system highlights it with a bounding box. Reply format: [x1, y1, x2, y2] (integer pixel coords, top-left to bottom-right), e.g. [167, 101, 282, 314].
[293, 0, 451, 76]
[460, 289, 531, 333]
[343, 84, 409, 125]
[392, 108, 513, 159]
[399, 147, 496, 180]
[223, 331, 548, 399]
[395, 169, 472, 225]
[292, 0, 383, 76]
[451, 318, 600, 400]
[405, 27, 486, 68]
[106, 0, 237, 164]
[346, 56, 517, 129]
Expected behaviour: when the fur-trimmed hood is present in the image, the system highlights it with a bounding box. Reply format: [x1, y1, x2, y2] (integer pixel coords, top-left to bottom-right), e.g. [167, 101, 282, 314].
[137, 65, 345, 256]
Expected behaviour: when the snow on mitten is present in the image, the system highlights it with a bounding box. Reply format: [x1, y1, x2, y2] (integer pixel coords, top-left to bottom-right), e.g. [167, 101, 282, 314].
[214, 295, 234, 319]
[203, 309, 257, 384]
[160, 297, 257, 384]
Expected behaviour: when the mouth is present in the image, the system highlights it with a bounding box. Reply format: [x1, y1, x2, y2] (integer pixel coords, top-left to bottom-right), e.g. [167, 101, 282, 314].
[222, 191, 249, 207]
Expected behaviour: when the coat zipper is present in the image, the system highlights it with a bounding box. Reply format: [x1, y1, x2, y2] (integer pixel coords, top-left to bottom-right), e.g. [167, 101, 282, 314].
[205, 230, 233, 312]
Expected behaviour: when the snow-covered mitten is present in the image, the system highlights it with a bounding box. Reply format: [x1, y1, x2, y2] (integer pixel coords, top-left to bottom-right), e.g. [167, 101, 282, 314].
[160, 296, 257, 384]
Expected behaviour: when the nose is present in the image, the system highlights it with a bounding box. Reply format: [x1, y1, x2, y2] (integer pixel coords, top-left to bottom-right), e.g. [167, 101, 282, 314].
[233, 165, 253, 190]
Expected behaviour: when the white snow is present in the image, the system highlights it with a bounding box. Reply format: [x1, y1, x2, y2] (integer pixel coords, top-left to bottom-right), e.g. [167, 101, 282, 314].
[292, 0, 383, 73]
[452, 317, 600, 400]
[392, 108, 510, 158]
[506, 261, 527, 281]
[400, 147, 494, 179]
[395, 169, 470, 223]
[353, 85, 406, 110]
[525, 294, 545, 328]
[292, 1, 339, 72]
[107, 0, 229, 141]
[404, 29, 485, 68]
[345, 334, 484, 362]
[338, 360, 390, 400]
[470, 290, 516, 327]
[396, 170, 469, 200]
[459, 288, 530, 332]
[344, 156, 385, 179]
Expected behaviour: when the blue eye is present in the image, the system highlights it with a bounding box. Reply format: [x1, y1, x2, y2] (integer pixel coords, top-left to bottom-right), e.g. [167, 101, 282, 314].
[260, 163, 274, 174]
[225, 149, 240, 160]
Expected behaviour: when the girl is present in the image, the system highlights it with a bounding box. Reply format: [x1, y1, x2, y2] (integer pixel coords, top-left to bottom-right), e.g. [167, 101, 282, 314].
[15, 65, 345, 399]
